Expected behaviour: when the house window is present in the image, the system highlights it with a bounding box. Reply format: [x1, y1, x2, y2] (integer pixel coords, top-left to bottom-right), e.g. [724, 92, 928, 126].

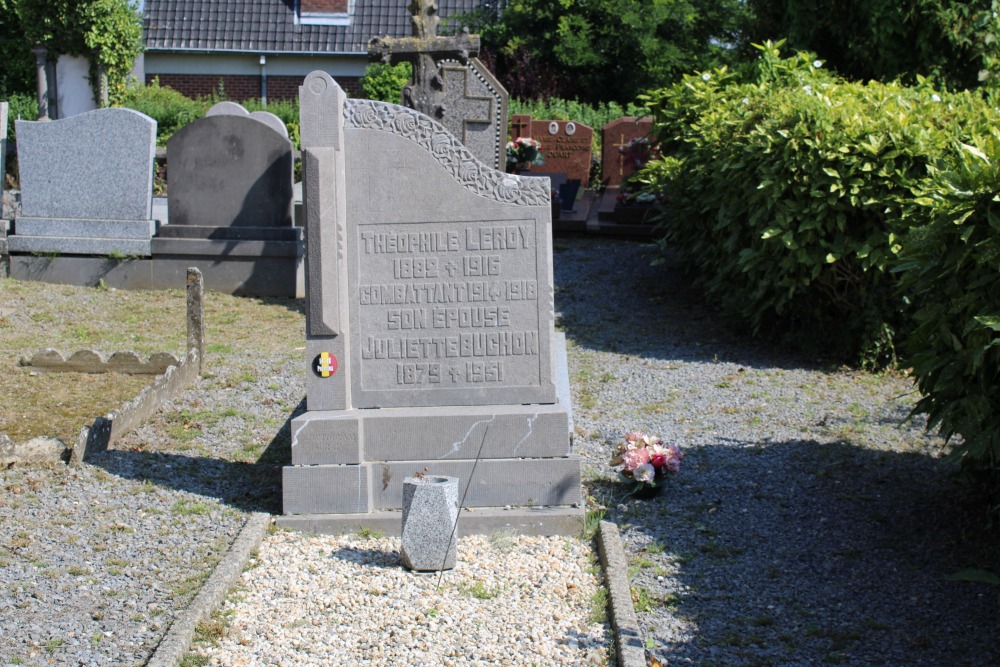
[298, 0, 352, 26]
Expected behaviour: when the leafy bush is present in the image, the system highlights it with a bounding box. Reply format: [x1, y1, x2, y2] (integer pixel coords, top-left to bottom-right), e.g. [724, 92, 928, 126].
[639, 42, 1000, 361]
[896, 135, 1000, 502]
[360, 62, 412, 103]
[116, 79, 205, 145]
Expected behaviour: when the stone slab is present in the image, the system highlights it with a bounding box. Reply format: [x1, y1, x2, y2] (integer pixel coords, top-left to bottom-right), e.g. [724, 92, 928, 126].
[150, 237, 303, 258]
[283, 457, 582, 515]
[166, 112, 293, 229]
[14, 217, 155, 239]
[8, 254, 305, 297]
[283, 464, 373, 515]
[291, 405, 570, 465]
[16, 108, 156, 221]
[8, 235, 151, 256]
[9, 255, 154, 289]
[275, 506, 585, 537]
[156, 225, 301, 242]
[292, 332, 573, 465]
[151, 255, 305, 298]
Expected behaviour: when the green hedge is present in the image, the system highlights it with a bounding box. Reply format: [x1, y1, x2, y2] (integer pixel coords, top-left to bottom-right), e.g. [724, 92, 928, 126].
[896, 134, 1000, 495]
[639, 42, 999, 362]
[115, 79, 301, 148]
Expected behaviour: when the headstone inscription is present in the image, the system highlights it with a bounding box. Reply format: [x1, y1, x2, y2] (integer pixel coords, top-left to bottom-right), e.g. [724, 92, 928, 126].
[280, 71, 581, 534]
[8, 108, 156, 256]
[601, 116, 654, 188]
[508, 114, 594, 187]
[152, 101, 303, 297]
[369, 0, 509, 170]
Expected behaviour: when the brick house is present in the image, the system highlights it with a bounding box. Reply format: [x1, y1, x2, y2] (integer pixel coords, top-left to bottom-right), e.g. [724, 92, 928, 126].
[141, 0, 491, 102]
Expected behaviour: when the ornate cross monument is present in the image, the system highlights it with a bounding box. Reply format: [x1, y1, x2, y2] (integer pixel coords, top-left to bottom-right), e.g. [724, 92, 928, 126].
[369, 0, 509, 169]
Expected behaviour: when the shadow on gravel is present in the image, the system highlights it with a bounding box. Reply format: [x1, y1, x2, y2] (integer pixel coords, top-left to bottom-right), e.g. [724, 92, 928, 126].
[600, 437, 1000, 666]
[89, 449, 283, 514]
[552, 238, 822, 372]
[87, 398, 306, 515]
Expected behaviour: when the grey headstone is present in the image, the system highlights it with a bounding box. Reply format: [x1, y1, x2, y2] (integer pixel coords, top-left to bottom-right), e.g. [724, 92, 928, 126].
[17, 108, 155, 221]
[439, 58, 508, 169]
[400, 476, 459, 571]
[9, 108, 156, 255]
[165, 113, 293, 229]
[281, 72, 580, 523]
[1, 101, 7, 205]
[249, 111, 289, 139]
[205, 101, 250, 117]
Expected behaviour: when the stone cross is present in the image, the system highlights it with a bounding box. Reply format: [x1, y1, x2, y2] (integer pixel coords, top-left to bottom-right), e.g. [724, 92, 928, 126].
[368, 0, 479, 121]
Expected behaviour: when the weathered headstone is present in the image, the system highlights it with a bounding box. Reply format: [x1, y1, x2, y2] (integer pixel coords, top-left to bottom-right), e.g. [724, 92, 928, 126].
[1, 101, 8, 274]
[508, 114, 594, 187]
[9, 108, 156, 256]
[601, 116, 654, 188]
[152, 101, 303, 296]
[280, 72, 581, 535]
[369, 0, 508, 169]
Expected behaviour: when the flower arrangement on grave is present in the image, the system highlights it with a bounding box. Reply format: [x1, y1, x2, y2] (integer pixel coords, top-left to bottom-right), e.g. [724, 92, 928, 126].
[505, 137, 543, 172]
[610, 431, 683, 496]
[619, 136, 659, 171]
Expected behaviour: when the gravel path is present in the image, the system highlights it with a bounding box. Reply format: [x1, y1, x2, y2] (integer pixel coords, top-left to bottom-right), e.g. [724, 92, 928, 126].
[2, 236, 998, 666]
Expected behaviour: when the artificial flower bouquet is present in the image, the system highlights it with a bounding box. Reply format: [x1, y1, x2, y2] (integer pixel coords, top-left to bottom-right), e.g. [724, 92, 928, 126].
[610, 431, 683, 491]
[505, 136, 543, 171]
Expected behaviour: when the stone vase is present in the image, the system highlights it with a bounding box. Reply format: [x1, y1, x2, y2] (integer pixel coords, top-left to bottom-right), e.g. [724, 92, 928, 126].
[400, 475, 459, 572]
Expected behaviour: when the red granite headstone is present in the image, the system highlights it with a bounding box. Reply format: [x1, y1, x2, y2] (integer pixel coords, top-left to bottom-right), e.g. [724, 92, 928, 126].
[601, 117, 654, 188]
[506, 115, 594, 186]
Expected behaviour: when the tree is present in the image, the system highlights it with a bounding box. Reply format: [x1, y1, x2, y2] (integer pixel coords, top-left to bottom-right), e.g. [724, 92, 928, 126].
[470, 0, 749, 104]
[745, 0, 998, 92]
[14, 0, 143, 105]
[0, 0, 34, 97]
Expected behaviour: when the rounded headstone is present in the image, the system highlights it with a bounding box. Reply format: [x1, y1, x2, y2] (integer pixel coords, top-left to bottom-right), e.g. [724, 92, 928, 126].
[205, 101, 250, 117]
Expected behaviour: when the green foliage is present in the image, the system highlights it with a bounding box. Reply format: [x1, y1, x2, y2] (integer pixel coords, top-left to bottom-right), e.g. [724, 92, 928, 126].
[14, 0, 143, 106]
[481, 0, 749, 104]
[895, 134, 1000, 497]
[640, 42, 1000, 361]
[116, 79, 204, 145]
[745, 0, 999, 92]
[360, 62, 412, 104]
[0, 1, 33, 97]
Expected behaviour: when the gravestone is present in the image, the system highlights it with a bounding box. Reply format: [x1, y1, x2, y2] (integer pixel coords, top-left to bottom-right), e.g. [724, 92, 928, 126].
[508, 114, 594, 187]
[8, 108, 156, 256]
[369, 0, 508, 169]
[279, 71, 581, 535]
[601, 116, 654, 188]
[152, 101, 303, 296]
[1, 101, 7, 274]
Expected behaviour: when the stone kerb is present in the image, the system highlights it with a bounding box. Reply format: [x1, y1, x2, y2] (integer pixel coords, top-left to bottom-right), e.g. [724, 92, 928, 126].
[10, 107, 157, 256]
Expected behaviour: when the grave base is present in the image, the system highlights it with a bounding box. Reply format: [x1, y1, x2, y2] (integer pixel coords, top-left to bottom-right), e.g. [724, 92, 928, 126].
[275, 506, 585, 537]
[8, 253, 304, 297]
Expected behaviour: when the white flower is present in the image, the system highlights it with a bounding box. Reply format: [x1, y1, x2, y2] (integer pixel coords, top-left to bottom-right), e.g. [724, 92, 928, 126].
[813, 60, 823, 69]
[742, 97, 750, 105]
[931, 94, 942, 102]
[633, 463, 655, 483]
[702, 72, 711, 81]
[802, 85, 812, 94]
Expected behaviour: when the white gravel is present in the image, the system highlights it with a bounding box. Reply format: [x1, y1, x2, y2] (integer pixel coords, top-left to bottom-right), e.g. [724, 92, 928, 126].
[189, 531, 609, 666]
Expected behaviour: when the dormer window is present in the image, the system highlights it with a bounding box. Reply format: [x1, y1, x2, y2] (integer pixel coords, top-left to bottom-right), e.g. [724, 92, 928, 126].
[299, 0, 352, 26]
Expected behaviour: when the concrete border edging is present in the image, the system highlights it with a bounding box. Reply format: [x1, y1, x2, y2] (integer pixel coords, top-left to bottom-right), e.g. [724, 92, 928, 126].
[597, 519, 647, 667]
[146, 512, 272, 667]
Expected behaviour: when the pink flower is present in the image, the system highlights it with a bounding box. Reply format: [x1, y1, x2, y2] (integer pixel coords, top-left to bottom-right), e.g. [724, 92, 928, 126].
[621, 447, 651, 471]
[633, 462, 655, 483]
[664, 455, 681, 473]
